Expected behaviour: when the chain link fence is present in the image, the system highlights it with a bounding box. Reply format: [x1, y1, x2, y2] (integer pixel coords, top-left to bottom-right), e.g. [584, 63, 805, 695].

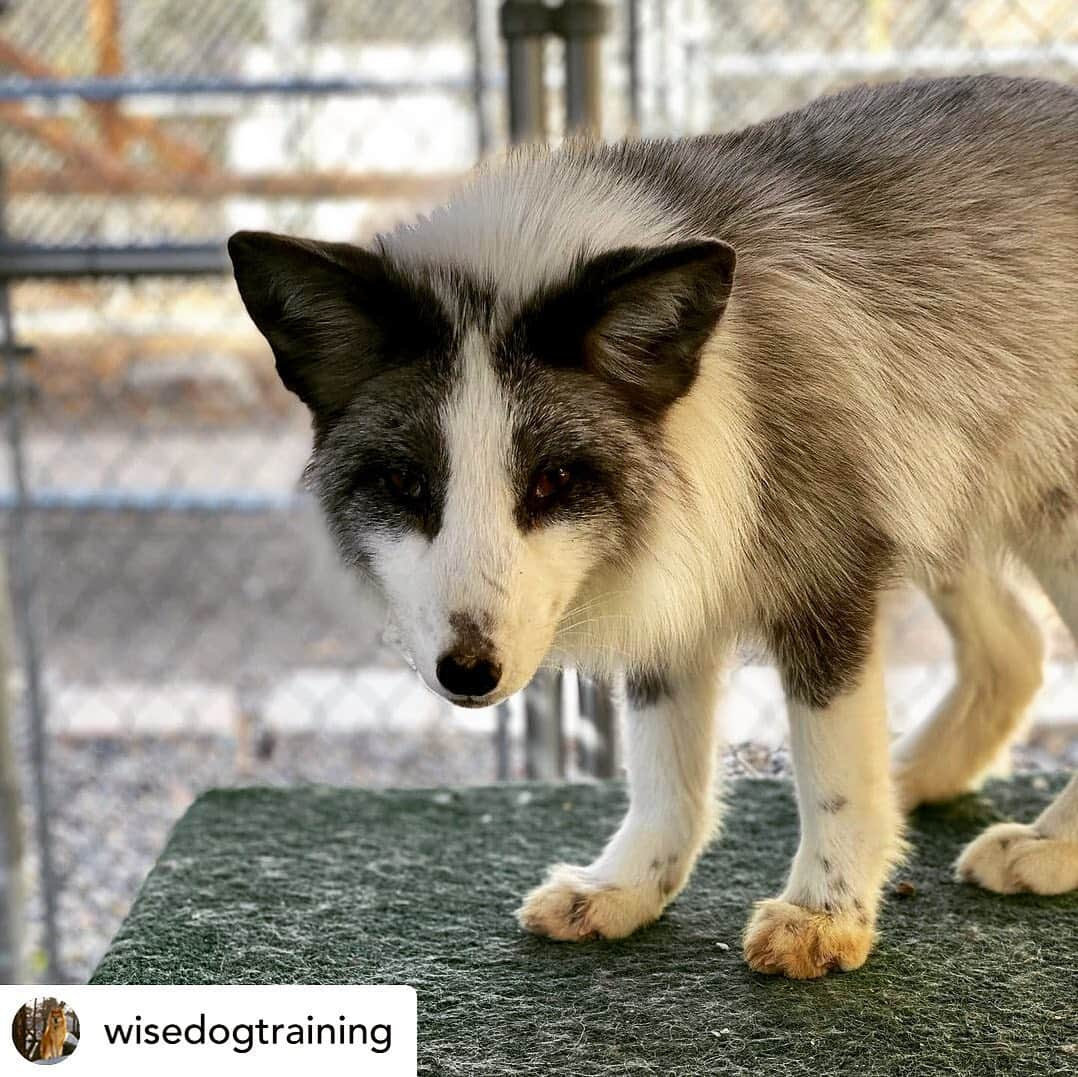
[0, 0, 1075, 984]
[631, 0, 1077, 135]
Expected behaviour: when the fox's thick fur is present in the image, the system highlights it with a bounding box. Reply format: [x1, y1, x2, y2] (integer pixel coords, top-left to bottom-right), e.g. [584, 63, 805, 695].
[231, 75, 1078, 978]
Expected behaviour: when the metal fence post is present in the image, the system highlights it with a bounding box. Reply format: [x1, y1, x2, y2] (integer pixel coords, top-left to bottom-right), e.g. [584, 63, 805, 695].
[470, 0, 492, 158]
[577, 674, 619, 778]
[500, 1, 549, 143]
[498, 2, 617, 779]
[0, 162, 61, 981]
[0, 557, 24, 984]
[626, 0, 642, 134]
[524, 668, 565, 780]
[558, 0, 610, 134]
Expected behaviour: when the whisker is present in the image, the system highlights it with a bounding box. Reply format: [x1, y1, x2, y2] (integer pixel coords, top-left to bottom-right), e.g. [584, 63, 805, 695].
[559, 590, 634, 620]
[557, 614, 633, 634]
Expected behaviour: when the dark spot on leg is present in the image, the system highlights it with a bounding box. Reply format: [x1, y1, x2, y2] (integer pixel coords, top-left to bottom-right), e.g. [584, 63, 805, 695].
[819, 795, 849, 814]
[818, 855, 832, 873]
[858, 913, 870, 927]
[626, 667, 670, 709]
[649, 858, 663, 873]
[853, 897, 865, 914]
[667, 853, 679, 865]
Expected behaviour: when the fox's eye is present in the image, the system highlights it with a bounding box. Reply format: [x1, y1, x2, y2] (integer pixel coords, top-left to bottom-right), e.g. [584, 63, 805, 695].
[382, 467, 426, 505]
[529, 465, 573, 507]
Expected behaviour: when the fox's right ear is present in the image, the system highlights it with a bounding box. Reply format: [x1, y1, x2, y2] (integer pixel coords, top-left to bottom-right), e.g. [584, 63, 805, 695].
[227, 231, 446, 420]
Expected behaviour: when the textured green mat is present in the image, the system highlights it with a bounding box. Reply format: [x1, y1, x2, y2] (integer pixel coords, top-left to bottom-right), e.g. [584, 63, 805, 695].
[92, 775, 1077, 1076]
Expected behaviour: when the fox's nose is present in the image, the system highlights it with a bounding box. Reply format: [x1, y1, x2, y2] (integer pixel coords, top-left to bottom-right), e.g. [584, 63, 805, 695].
[435, 651, 502, 698]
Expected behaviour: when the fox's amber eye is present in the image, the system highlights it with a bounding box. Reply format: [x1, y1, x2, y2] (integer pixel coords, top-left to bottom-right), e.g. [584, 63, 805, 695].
[383, 467, 425, 504]
[530, 465, 572, 504]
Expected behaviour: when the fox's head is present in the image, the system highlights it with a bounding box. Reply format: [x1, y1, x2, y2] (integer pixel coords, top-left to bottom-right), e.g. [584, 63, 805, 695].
[229, 222, 734, 707]
[47, 1008, 65, 1030]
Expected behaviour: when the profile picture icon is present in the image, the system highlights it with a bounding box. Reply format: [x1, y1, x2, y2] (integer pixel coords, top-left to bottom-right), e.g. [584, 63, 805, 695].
[11, 999, 79, 1064]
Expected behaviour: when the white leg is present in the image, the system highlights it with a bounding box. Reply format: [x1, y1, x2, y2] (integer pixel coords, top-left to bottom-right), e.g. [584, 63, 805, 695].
[517, 649, 723, 941]
[956, 557, 1078, 895]
[893, 567, 1044, 810]
[744, 622, 904, 978]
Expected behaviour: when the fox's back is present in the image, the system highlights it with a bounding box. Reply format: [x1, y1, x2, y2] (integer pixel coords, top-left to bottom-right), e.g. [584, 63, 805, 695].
[385, 76, 1078, 568]
[583, 76, 1078, 572]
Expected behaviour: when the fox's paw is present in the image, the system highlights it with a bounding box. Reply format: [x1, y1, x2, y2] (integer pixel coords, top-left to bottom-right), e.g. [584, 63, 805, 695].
[743, 899, 876, 979]
[956, 822, 1078, 895]
[515, 864, 664, 941]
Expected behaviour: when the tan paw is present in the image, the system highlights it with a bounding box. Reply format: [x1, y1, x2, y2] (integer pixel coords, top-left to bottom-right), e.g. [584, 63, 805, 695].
[515, 864, 664, 941]
[956, 822, 1078, 895]
[743, 899, 876, 979]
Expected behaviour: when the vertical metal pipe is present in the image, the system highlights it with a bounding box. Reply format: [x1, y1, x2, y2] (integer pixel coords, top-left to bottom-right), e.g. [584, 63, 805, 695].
[494, 701, 511, 780]
[561, 0, 610, 135]
[626, 0, 641, 133]
[506, 36, 546, 143]
[500, 1, 549, 144]
[0, 558, 24, 984]
[501, 1, 561, 774]
[525, 669, 565, 779]
[0, 163, 60, 982]
[564, 34, 602, 134]
[470, 0, 491, 158]
[578, 675, 619, 778]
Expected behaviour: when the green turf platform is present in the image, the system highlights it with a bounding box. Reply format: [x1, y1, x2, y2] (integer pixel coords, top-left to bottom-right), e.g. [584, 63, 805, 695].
[92, 775, 1078, 1075]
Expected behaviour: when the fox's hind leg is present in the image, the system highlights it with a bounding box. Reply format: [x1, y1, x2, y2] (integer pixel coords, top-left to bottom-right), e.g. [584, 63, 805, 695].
[957, 551, 1078, 895]
[893, 565, 1044, 811]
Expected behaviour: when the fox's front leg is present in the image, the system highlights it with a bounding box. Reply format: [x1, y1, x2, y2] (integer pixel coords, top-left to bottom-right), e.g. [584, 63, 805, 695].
[517, 649, 724, 941]
[744, 615, 903, 978]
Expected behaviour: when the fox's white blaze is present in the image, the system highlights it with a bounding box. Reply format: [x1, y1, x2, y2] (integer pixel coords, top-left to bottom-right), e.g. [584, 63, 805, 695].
[377, 331, 600, 703]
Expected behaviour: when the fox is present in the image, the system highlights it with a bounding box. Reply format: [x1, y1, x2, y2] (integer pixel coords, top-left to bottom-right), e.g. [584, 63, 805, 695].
[229, 75, 1078, 978]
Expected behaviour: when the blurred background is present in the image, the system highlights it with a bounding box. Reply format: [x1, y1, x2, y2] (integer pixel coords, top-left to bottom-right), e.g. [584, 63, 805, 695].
[0, 0, 1074, 984]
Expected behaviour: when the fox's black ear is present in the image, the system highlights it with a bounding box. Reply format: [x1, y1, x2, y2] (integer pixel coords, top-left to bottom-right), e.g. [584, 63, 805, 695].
[228, 231, 447, 419]
[512, 239, 736, 415]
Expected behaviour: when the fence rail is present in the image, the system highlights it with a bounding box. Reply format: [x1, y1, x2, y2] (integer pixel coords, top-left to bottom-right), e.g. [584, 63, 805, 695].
[0, 74, 492, 100]
[0, 242, 228, 278]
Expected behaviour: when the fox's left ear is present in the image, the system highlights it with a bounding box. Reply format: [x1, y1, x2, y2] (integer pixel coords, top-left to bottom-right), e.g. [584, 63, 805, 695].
[514, 238, 736, 415]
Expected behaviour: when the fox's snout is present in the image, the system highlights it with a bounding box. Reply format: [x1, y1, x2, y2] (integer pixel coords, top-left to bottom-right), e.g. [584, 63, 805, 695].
[434, 610, 503, 703]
